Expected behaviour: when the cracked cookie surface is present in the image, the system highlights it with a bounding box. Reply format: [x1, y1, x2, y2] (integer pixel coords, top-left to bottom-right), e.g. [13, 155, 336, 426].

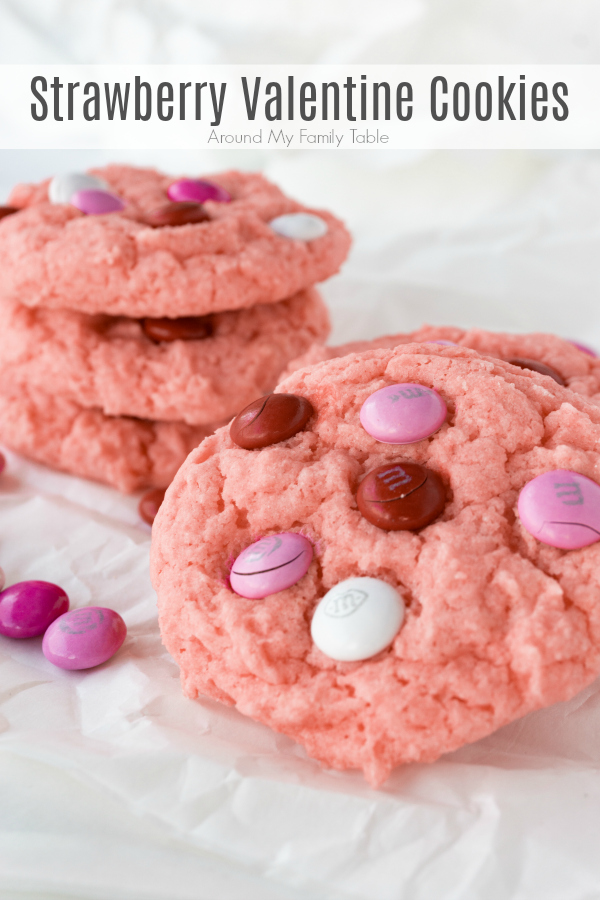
[0, 288, 329, 426]
[0, 166, 351, 318]
[151, 343, 600, 784]
[0, 386, 220, 492]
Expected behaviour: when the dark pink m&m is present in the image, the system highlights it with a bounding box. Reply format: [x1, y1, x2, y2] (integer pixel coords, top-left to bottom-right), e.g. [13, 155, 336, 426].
[0, 580, 69, 639]
[167, 179, 231, 204]
[42, 607, 127, 670]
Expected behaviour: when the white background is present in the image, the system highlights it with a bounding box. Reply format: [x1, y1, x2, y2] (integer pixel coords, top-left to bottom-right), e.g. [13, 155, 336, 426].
[2, 2, 600, 899]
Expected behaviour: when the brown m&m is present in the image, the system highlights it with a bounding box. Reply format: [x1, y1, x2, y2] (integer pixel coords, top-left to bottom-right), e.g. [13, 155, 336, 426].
[142, 315, 214, 342]
[356, 461, 446, 531]
[506, 357, 565, 386]
[230, 393, 314, 450]
[0, 206, 18, 221]
[144, 201, 211, 228]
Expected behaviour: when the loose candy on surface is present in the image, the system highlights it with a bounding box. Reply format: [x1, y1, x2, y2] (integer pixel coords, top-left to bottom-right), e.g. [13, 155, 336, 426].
[48, 171, 109, 204]
[518, 469, 600, 549]
[269, 213, 328, 241]
[359, 383, 447, 444]
[0, 580, 69, 639]
[230, 533, 313, 600]
[356, 461, 446, 531]
[144, 201, 210, 228]
[42, 607, 127, 670]
[230, 393, 314, 450]
[167, 178, 231, 204]
[139, 488, 167, 526]
[0, 206, 18, 220]
[506, 357, 565, 386]
[0, 450, 5, 474]
[70, 189, 126, 215]
[311, 577, 405, 662]
[141, 315, 214, 343]
[1, 166, 351, 318]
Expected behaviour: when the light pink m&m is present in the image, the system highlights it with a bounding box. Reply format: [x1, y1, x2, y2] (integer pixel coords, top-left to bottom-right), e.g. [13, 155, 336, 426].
[71, 189, 125, 215]
[518, 469, 600, 549]
[230, 533, 313, 599]
[42, 607, 126, 670]
[360, 383, 447, 444]
[167, 179, 231, 204]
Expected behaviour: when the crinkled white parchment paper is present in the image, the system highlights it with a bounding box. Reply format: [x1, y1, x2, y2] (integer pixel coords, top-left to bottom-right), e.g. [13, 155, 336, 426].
[2, 146, 600, 900]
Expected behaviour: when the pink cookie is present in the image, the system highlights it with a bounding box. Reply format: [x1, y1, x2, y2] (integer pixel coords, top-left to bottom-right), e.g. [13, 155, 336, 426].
[0, 166, 351, 318]
[0, 385, 220, 492]
[151, 342, 600, 785]
[0, 289, 329, 426]
[284, 324, 600, 407]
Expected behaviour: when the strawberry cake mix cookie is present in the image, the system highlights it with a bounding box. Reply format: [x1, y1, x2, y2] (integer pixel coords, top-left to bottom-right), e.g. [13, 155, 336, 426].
[285, 324, 600, 401]
[151, 342, 600, 784]
[0, 288, 329, 426]
[0, 165, 350, 318]
[0, 386, 219, 493]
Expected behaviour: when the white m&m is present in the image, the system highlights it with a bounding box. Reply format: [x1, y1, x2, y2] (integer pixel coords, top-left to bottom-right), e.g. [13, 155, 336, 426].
[269, 213, 328, 241]
[48, 172, 109, 205]
[311, 577, 405, 662]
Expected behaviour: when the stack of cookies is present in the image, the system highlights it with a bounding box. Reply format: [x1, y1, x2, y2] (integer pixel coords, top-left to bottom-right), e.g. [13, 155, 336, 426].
[0, 165, 350, 492]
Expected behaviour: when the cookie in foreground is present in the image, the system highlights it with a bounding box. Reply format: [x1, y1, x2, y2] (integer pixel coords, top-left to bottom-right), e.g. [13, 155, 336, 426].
[151, 342, 600, 784]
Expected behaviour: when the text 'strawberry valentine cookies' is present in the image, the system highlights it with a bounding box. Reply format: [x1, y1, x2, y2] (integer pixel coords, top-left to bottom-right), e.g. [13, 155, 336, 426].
[0, 165, 351, 318]
[151, 342, 600, 785]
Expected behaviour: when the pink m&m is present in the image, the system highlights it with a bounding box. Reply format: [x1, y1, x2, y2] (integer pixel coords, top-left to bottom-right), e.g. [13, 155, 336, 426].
[518, 469, 600, 550]
[167, 179, 231, 204]
[42, 607, 126, 670]
[360, 383, 447, 444]
[230, 533, 313, 600]
[71, 189, 125, 215]
[569, 340, 597, 357]
[0, 580, 69, 639]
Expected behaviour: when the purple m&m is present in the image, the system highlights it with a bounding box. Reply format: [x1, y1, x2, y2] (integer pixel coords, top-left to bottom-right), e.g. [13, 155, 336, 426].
[360, 383, 447, 444]
[0, 580, 69, 639]
[167, 179, 231, 204]
[42, 607, 126, 670]
[518, 469, 600, 550]
[230, 533, 313, 600]
[71, 189, 125, 215]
